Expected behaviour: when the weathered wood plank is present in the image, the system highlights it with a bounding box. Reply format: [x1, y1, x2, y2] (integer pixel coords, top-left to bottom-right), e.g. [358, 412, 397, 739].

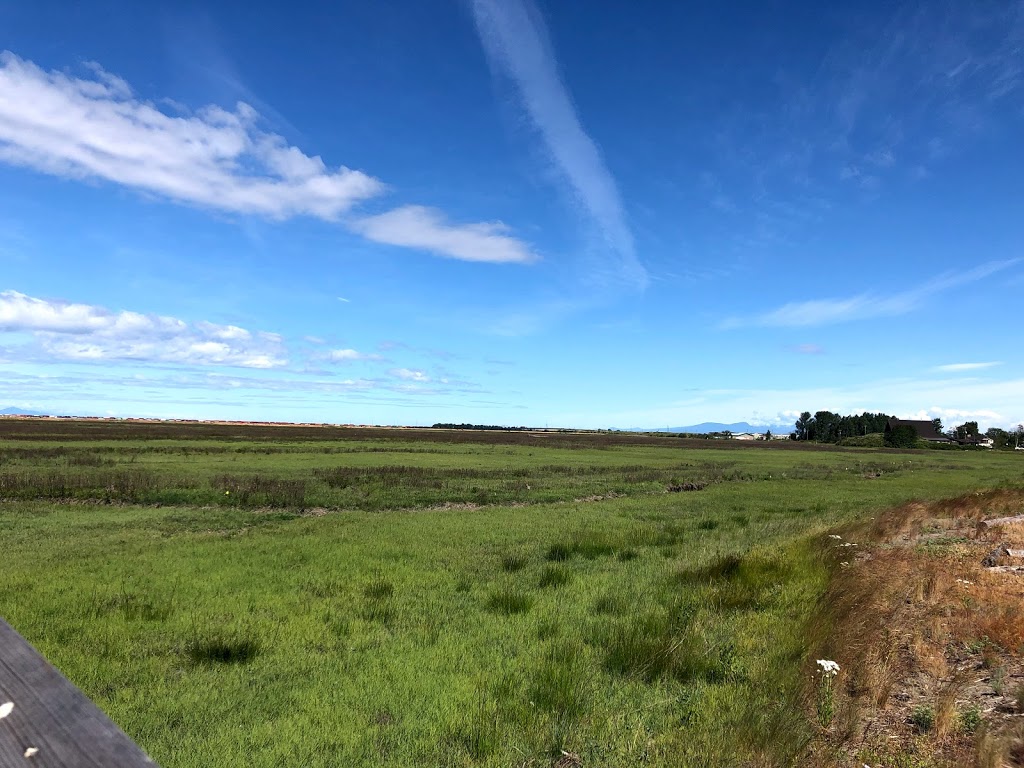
[0, 618, 157, 767]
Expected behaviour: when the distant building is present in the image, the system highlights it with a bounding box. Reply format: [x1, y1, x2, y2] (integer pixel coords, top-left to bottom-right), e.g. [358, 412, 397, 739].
[955, 435, 995, 448]
[885, 418, 951, 443]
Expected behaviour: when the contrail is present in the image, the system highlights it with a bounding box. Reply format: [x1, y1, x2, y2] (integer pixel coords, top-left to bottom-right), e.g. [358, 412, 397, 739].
[470, 0, 647, 289]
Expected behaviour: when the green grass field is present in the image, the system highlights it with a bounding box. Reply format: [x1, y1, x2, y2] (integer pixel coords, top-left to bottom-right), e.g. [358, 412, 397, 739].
[1, 421, 1021, 767]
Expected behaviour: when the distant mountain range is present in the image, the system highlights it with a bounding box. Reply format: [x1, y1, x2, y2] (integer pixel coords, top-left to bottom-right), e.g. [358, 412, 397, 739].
[0, 407, 45, 416]
[632, 422, 790, 434]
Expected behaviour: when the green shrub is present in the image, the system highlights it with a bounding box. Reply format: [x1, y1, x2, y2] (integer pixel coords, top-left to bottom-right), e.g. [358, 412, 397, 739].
[884, 425, 918, 449]
[959, 705, 982, 734]
[910, 704, 935, 732]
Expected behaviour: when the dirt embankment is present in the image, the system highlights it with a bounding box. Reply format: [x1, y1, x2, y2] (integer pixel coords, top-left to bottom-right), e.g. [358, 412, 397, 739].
[802, 488, 1024, 767]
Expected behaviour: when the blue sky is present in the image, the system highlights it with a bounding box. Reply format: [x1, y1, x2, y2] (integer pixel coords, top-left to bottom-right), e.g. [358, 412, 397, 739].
[1, 0, 1022, 430]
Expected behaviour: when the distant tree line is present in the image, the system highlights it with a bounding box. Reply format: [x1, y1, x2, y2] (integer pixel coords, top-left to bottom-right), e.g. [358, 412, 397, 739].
[430, 423, 528, 431]
[792, 411, 1024, 450]
[984, 424, 1024, 449]
[792, 411, 893, 443]
[931, 418, 1024, 448]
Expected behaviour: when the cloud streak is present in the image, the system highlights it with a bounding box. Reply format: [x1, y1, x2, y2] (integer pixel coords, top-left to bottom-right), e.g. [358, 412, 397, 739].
[0, 290, 287, 368]
[723, 259, 1020, 328]
[0, 51, 538, 265]
[352, 205, 538, 264]
[934, 362, 1002, 373]
[470, 0, 645, 286]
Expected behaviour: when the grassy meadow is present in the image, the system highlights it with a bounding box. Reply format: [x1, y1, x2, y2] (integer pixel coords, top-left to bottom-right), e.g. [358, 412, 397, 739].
[1, 420, 1022, 767]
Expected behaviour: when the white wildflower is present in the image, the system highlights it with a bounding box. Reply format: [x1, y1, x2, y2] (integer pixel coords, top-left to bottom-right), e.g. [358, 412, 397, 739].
[0, 702, 12, 719]
[816, 659, 840, 675]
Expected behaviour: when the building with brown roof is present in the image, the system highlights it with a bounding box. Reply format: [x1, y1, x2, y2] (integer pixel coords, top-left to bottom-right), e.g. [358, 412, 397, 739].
[885, 418, 951, 443]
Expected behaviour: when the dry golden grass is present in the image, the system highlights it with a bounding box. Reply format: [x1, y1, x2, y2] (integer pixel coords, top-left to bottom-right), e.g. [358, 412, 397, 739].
[800, 488, 1024, 767]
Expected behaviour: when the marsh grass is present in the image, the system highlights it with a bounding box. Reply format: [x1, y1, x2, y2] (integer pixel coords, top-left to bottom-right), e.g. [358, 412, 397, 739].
[2, 420, 1022, 767]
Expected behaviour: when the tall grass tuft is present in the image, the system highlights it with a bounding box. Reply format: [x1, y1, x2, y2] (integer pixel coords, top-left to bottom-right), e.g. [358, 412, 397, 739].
[538, 565, 572, 589]
[502, 553, 528, 572]
[186, 634, 261, 665]
[546, 543, 571, 562]
[597, 607, 733, 684]
[486, 588, 533, 615]
[361, 578, 397, 625]
[363, 579, 395, 600]
[528, 639, 589, 719]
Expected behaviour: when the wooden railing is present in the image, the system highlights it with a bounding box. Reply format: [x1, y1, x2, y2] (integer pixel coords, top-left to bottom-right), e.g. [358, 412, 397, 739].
[0, 619, 156, 766]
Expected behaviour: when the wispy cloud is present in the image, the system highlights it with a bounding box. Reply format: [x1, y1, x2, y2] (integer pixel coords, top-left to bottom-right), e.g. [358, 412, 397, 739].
[469, 0, 645, 286]
[389, 367, 430, 382]
[702, 3, 1024, 256]
[0, 290, 287, 368]
[0, 51, 538, 265]
[723, 259, 1020, 328]
[327, 348, 383, 363]
[352, 205, 537, 264]
[933, 361, 1003, 373]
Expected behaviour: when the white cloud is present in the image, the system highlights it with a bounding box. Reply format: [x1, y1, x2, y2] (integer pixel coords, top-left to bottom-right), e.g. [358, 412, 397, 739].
[328, 348, 383, 363]
[906, 407, 1003, 422]
[724, 259, 1020, 328]
[389, 367, 430, 382]
[0, 290, 286, 368]
[933, 361, 1002, 372]
[352, 205, 538, 264]
[0, 51, 538, 265]
[469, 0, 645, 286]
[0, 52, 382, 220]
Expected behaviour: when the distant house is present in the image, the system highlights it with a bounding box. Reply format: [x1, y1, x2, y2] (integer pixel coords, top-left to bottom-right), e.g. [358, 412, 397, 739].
[732, 432, 759, 441]
[956, 435, 994, 448]
[885, 418, 951, 443]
